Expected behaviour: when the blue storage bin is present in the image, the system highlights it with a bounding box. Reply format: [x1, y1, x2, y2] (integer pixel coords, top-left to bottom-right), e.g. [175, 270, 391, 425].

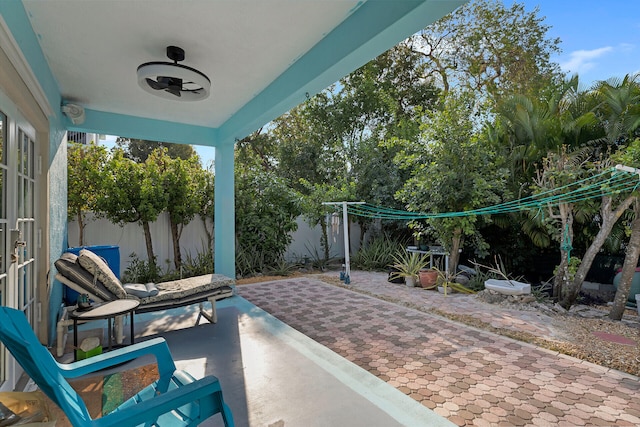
[64, 245, 120, 305]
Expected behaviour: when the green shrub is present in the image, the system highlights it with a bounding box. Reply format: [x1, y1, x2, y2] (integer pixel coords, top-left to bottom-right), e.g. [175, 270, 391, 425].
[352, 234, 406, 271]
[122, 252, 161, 283]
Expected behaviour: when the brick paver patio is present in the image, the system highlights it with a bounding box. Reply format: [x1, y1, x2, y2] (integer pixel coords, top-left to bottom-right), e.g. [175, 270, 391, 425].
[238, 274, 640, 426]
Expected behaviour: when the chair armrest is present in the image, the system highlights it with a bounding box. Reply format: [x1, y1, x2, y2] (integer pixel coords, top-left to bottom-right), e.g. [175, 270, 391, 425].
[57, 337, 177, 378]
[91, 375, 223, 427]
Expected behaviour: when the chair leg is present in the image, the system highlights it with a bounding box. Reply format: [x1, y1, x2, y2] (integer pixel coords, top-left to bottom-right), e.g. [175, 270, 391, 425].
[196, 298, 217, 325]
[114, 315, 124, 344]
[56, 306, 74, 357]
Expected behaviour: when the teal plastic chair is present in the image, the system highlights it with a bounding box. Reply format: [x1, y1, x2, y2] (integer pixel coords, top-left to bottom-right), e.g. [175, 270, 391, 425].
[0, 307, 234, 427]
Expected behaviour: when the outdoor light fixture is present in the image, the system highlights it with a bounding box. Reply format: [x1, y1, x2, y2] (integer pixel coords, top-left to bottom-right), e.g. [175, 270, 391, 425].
[61, 103, 85, 125]
[137, 46, 211, 101]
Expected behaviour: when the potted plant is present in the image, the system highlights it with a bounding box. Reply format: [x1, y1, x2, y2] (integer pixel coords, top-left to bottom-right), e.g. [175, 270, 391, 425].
[419, 268, 438, 289]
[389, 251, 430, 287]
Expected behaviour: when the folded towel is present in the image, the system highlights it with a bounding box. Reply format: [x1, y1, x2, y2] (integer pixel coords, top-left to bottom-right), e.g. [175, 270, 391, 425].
[124, 282, 159, 298]
[145, 282, 159, 296]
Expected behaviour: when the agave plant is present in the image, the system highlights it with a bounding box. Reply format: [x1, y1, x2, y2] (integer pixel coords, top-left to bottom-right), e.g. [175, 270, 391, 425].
[389, 251, 430, 286]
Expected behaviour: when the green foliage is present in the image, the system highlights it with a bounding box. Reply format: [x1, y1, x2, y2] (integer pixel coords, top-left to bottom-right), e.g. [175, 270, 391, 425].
[67, 142, 108, 245]
[389, 250, 430, 279]
[303, 242, 337, 271]
[122, 253, 160, 284]
[116, 138, 198, 162]
[98, 149, 168, 226]
[150, 150, 204, 269]
[235, 245, 267, 278]
[268, 258, 300, 276]
[415, 0, 563, 99]
[395, 91, 508, 270]
[235, 164, 301, 275]
[352, 234, 405, 271]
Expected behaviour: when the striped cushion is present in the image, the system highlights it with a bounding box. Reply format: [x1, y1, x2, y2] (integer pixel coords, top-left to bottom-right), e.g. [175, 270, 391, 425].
[77, 249, 127, 299]
[54, 252, 116, 301]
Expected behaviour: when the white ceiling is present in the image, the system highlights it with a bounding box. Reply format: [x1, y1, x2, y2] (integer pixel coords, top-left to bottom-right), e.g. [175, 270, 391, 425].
[18, 0, 465, 145]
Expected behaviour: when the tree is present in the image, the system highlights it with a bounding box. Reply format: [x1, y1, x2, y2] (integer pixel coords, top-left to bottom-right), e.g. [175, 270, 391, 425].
[194, 164, 215, 252]
[234, 160, 300, 275]
[148, 150, 203, 270]
[271, 97, 349, 261]
[97, 149, 167, 277]
[116, 138, 197, 163]
[67, 142, 108, 246]
[395, 91, 508, 275]
[412, 0, 563, 101]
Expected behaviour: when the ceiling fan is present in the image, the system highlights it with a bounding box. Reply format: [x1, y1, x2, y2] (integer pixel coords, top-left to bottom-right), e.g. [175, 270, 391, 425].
[137, 46, 211, 101]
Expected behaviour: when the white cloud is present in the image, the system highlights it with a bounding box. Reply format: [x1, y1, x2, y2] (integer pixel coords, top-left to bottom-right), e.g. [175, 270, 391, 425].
[560, 46, 613, 74]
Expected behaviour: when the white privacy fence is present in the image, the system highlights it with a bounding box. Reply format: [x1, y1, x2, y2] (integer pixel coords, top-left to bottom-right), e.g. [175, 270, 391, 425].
[68, 213, 363, 277]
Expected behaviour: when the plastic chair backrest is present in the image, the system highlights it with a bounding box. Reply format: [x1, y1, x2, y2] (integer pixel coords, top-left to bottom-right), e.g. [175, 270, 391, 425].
[0, 307, 91, 425]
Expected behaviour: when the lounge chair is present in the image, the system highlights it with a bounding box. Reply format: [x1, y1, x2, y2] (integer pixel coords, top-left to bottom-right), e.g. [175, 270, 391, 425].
[54, 249, 234, 357]
[0, 306, 235, 427]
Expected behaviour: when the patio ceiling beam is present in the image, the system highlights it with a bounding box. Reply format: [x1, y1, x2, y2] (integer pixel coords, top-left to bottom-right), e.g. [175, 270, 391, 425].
[69, 109, 218, 147]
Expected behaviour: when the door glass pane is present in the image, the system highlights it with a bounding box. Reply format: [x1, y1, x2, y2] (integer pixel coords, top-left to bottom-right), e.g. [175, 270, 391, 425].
[0, 112, 5, 383]
[0, 111, 4, 165]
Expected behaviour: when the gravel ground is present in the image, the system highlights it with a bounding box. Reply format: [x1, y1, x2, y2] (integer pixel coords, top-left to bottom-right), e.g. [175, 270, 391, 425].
[238, 274, 640, 377]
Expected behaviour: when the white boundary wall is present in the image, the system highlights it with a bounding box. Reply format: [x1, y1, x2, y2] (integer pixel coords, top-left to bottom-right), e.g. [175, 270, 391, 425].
[68, 213, 361, 276]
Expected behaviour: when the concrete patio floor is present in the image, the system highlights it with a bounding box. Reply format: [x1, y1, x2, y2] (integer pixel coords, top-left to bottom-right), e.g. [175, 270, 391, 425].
[61, 271, 640, 426]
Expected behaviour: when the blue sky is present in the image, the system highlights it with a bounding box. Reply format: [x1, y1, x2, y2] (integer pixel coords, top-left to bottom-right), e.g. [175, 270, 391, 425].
[104, 1, 640, 164]
[528, 0, 639, 88]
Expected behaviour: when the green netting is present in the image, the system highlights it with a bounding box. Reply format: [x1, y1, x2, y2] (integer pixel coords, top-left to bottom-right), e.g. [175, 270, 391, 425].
[339, 168, 640, 220]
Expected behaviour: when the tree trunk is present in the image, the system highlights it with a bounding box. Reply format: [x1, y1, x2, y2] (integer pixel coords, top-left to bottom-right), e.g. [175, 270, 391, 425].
[556, 207, 573, 306]
[448, 228, 463, 277]
[610, 201, 640, 320]
[142, 220, 156, 276]
[319, 216, 330, 262]
[170, 219, 182, 270]
[565, 195, 634, 308]
[169, 219, 183, 270]
[76, 211, 85, 247]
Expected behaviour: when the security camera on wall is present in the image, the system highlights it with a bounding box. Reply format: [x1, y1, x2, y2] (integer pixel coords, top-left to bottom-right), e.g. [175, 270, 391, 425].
[61, 103, 85, 125]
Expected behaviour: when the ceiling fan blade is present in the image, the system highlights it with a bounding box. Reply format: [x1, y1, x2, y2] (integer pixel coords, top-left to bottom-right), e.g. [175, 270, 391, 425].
[146, 78, 167, 90]
[165, 88, 182, 97]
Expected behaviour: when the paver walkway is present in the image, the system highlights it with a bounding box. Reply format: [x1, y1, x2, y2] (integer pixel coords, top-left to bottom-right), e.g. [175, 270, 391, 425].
[238, 273, 640, 426]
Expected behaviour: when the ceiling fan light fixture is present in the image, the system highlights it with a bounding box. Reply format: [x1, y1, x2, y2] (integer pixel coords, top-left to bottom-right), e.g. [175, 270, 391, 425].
[137, 46, 211, 102]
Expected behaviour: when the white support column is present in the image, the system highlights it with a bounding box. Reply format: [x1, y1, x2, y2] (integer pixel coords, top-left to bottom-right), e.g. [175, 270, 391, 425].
[322, 201, 364, 284]
[214, 143, 236, 278]
[342, 201, 351, 281]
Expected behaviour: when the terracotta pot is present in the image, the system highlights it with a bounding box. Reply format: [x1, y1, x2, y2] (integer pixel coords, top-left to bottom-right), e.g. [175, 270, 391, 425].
[419, 269, 438, 289]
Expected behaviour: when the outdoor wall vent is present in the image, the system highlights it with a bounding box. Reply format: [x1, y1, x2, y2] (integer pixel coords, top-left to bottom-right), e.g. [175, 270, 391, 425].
[137, 46, 211, 101]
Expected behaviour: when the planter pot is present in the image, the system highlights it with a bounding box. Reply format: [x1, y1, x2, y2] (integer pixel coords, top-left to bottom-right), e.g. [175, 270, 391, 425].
[405, 276, 417, 287]
[484, 279, 531, 295]
[419, 270, 438, 289]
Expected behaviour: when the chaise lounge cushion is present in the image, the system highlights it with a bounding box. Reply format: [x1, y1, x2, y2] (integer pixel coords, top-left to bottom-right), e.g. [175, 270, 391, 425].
[77, 249, 127, 299]
[126, 274, 233, 306]
[54, 252, 117, 301]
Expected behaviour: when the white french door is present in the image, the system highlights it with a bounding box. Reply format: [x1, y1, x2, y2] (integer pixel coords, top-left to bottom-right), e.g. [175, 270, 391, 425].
[0, 104, 39, 389]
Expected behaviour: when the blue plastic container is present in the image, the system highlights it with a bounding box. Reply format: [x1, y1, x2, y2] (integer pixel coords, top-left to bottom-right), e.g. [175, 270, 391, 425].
[64, 245, 120, 305]
[612, 267, 640, 305]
